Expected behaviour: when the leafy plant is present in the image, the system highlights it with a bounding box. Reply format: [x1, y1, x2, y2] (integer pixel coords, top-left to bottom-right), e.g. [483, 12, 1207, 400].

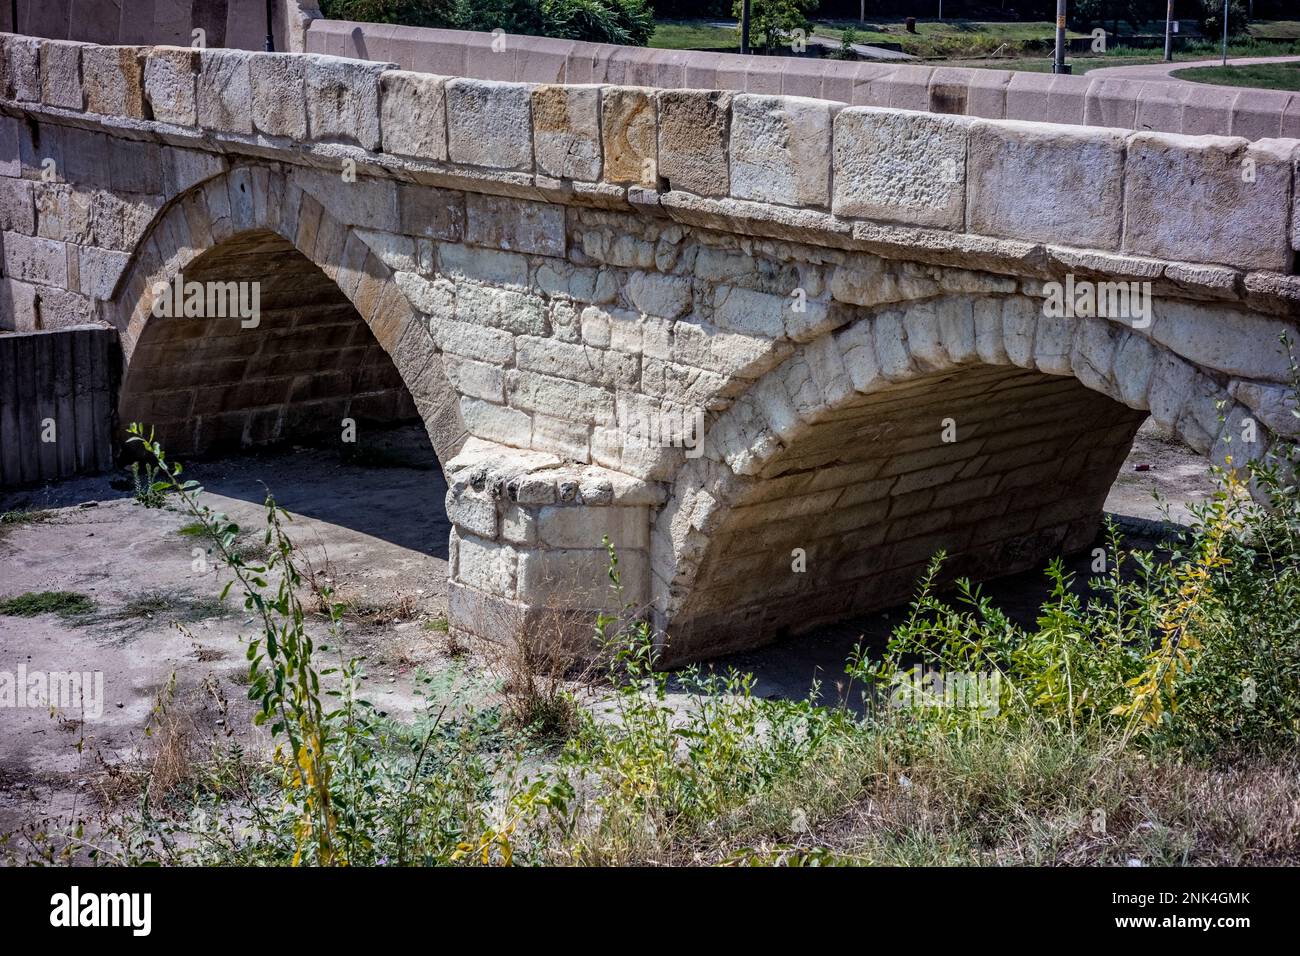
[0, 590, 96, 619]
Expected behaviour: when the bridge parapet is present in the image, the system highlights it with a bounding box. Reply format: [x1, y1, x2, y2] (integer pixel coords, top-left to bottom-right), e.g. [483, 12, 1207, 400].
[305, 19, 1300, 142]
[3, 32, 1297, 285]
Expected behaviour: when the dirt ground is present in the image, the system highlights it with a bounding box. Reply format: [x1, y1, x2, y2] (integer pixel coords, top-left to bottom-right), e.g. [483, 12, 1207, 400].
[0, 419, 1216, 841]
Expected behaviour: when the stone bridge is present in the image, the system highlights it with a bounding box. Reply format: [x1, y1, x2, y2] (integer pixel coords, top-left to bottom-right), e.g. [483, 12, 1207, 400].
[2, 29, 1299, 661]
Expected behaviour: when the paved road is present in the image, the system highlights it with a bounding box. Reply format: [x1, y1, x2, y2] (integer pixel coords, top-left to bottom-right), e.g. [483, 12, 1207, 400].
[1087, 54, 1300, 81]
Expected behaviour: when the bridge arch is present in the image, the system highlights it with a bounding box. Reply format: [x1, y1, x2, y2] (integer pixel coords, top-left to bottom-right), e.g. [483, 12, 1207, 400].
[108, 165, 467, 470]
[652, 292, 1278, 662]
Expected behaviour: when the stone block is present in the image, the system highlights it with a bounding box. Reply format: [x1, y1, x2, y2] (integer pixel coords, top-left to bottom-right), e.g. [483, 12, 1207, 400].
[2, 232, 67, 286]
[465, 194, 565, 257]
[197, 49, 253, 134]
[40, 40, 84, 111]
[967, 119, 1124, 250]
[82, 46, 147, 117]
[657, 89, 730, 197]
[537, 504, 648, 550]
[445, 78, 533, 171]
[447, 490, 498, 538]
[832, 107, 968, 229]
[380, 70, 448, 161]
[730, 94, 836, 208]
[461, 397, 532, 446]
[1122, 133, 1294, 272]
[601, 86, 657, 185]
[1150, 299, 1294, 381]
[0, 178, 35, 233]
[305, 54, 388, 151]
[532, 84, 601, 181]
[250, 53, 307, 139]
[1, 35, 41, 102]
[143, 46, 198, 126]
[626, 271, 691, 319]
[78, 245, 130, 299]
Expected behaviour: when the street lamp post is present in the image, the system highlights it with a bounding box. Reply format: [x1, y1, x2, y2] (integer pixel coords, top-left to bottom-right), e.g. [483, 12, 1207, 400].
[1221, 0, 1229, 66]
[265, 0, 275, 53]
[741, 0, 751, 55]
[1052, 0, 1069, 74]
[1163, 0, 1174, 62]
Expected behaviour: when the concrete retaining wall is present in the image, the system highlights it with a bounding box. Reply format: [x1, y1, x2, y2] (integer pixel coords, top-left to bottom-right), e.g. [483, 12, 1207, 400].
[305, 19, 1300, 141]
[1, 0, 313, 53]
[0, 326, 118, 486]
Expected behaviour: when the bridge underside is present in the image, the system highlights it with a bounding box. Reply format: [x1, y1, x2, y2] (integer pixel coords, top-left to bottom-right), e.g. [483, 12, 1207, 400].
[119, 231, 418, 458]
[663, 364, 1148, 661]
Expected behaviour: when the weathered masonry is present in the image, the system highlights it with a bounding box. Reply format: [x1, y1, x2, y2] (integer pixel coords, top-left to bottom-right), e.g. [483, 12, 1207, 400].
[1, 31, 1298, 661]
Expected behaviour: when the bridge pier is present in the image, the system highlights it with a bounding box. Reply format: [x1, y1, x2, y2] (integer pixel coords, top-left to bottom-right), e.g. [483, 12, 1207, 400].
[443, 440, 660, 653]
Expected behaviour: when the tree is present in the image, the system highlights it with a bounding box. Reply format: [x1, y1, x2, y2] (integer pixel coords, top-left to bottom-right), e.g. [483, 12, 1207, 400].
[537, 0, 655, 46]
[322, 0, 655, 46]
[730, 0, 818, 54]
[1198, 0, 1250, 40]
[1066, 0, 1161, 34]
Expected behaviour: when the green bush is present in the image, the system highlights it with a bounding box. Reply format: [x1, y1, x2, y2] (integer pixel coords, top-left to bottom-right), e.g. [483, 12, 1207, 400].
[321, 0, 655, 46]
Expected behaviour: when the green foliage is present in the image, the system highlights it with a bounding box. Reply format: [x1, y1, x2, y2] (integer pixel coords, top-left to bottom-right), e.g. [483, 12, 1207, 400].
[0, 590, 96, 619]
[826, 27, 857, 60]
[0, 509, 52, 527]
[731, 0, 817, 52]
[1171, 61, 1300, 91]
[1067, 0, 1160, 32]
[850, 453, 1300, 758]
[1199, 0, 1250, 39]
[323, 0, 654, 45]
[129, 448, 167, 509]
[318, 0, 456, 27]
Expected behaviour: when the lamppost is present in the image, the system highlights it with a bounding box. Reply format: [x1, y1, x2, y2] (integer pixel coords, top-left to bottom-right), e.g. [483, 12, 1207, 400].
[1163, 0, 1174, 62]
[1052, 0, 1070, 74]
[741, 0, 751, 55]
[265, 0, 275, 52]
[1221, 0, 1229, 66]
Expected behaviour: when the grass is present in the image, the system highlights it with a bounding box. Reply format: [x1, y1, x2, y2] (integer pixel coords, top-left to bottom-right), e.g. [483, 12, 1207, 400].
[97, 589, 227, 638]
[649, 18, 1300, 77]
[0, 591, 96, 620]
[650, 20, 738, 52]
[811, 18, 1087, 58]
[0, 509, 54, 544]
[1171, 61, 1300, 90]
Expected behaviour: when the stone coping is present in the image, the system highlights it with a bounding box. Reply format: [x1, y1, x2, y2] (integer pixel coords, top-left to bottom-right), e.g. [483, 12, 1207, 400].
[448, 438, 664, 507]
[305, 19, 1300, 142]
[2, 31, 1297, 298]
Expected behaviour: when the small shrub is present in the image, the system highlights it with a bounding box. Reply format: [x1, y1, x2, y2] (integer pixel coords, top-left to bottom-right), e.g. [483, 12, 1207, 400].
[0, 590, 96, 619]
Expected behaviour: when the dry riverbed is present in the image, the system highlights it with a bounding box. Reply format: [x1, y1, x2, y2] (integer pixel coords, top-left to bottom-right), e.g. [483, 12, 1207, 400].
[0, 420, 1215, 845]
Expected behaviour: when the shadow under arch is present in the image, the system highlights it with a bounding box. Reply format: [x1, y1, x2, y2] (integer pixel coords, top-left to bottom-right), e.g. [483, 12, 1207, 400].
[653, 293, 1278, 663]
[107, 165, 467, 555]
